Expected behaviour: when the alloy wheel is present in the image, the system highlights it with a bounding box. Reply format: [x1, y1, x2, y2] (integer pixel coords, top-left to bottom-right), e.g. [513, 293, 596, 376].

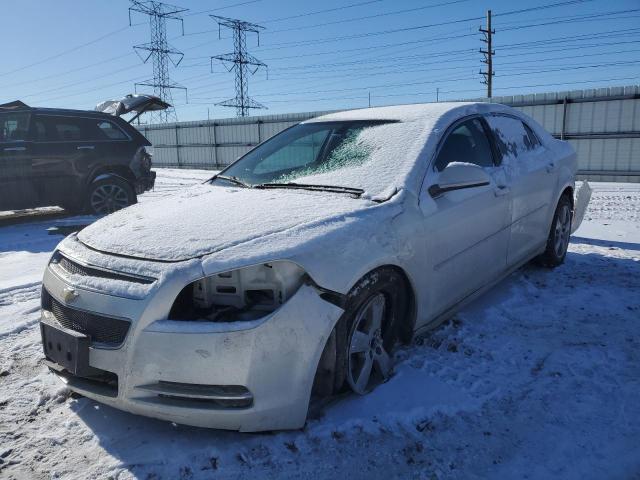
[554, 203, 571, 257]
[347, 293, 393, 394]
[90, 184, 130, 214]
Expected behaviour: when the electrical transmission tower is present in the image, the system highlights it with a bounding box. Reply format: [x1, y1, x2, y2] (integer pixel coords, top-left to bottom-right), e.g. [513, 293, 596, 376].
[210, 15, 267, 117]
[129, 1, 188, 123]
[479, 9, 495, 98]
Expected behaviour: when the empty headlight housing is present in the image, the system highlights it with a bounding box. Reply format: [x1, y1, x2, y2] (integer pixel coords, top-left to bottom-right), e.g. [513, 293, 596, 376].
[169, 261, 306, 323]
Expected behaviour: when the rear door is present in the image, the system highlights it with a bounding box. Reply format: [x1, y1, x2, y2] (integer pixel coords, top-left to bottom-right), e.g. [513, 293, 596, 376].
[484, 114, 556, 266]
[30, 115, 99, 208]
[0, 111, 36, 210]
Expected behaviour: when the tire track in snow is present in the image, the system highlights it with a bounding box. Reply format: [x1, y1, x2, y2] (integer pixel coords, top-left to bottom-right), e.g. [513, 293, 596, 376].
[0, 282, 41, 306]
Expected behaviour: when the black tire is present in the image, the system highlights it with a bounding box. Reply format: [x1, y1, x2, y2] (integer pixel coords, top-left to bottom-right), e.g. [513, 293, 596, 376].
[313, 267, 410, 397]
[86, 177, 136, 215]
[535, 194, 573, 268]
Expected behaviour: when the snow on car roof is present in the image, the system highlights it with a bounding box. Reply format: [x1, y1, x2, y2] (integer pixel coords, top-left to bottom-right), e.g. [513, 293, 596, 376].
[305, 102, 477, 123]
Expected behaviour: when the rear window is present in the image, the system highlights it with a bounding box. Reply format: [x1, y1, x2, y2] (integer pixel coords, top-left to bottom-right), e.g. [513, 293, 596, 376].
[0, 112, 30, 142]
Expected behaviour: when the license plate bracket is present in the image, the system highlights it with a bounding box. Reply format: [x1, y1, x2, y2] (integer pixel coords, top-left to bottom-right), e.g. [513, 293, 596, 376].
[40, 317, 91, 376]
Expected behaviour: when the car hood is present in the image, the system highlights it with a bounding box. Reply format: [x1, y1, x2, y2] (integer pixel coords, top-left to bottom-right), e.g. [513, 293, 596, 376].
[78, 184, 378, 262]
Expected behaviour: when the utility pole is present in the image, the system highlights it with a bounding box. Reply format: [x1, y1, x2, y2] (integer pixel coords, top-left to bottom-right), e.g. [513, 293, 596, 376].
[479, 9, 495, 99]
[129, 1, 188, 123]
[210, 15, 267, 117]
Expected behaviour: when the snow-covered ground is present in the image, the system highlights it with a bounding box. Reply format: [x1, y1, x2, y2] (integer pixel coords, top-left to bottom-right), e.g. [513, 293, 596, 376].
[0, 169, 638, 480]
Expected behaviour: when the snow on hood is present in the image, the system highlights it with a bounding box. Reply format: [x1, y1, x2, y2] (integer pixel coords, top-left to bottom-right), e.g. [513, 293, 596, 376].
[78, 184, 378, 262]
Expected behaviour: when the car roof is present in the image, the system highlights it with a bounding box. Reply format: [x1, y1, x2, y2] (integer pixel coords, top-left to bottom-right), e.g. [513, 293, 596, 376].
[0, 106, 111, 118]
[304, 101, 513, 124]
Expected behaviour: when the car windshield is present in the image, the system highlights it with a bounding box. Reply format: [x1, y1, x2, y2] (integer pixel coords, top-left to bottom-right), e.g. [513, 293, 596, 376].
[212, 120, 402, 195]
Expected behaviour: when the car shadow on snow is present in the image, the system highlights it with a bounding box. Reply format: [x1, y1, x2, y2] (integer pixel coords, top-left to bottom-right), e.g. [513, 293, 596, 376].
[571, 235, 640, 252]
[63, 245, 639, 477]
[0, 215, 97, 254]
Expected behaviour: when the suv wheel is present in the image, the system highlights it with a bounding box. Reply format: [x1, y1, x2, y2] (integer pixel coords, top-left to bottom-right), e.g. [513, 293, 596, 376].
[87, 177, 136, 215]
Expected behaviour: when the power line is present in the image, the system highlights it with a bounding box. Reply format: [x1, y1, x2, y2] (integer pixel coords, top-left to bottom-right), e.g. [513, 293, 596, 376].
[259, 0, 384, 24]
[263, 0, 473, 35]
[0, 25, 136, 79]
[184, 0, 263, 17]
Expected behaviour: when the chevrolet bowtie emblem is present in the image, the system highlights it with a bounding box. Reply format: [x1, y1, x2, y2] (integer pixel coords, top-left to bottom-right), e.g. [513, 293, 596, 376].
[62, 287, 79, 303]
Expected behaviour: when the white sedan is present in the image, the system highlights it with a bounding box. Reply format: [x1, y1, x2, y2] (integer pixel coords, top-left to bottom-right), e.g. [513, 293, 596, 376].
[39, 102, 590, 431]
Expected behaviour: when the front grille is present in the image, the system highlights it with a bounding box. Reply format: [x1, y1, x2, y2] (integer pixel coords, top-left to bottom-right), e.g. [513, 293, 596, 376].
[43, 289, 130, 346]
[55, 253, 154, 285]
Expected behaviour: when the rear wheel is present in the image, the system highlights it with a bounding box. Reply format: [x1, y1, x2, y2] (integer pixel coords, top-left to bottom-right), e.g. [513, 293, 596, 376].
[536, 195, 573, 268]
[86, 177, 136, 215]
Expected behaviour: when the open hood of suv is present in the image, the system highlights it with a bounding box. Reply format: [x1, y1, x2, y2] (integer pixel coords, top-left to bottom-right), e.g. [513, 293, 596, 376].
[95, 94, 170, 123]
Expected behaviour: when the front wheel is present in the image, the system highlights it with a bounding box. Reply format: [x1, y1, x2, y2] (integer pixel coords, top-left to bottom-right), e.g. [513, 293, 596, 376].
[313, 268, 410, 398]
[536, 195, 573, 268]
[86, 178, 136, 215]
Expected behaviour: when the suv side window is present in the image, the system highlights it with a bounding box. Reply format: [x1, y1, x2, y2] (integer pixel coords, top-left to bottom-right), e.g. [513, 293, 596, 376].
[48, 116, 85, 141]
[35, 115, 105, 142]
[95, 120, 128, 140]
[485, 114, 541, 160]
[0, 112, 30, 142]
[434, 117, 494, 171]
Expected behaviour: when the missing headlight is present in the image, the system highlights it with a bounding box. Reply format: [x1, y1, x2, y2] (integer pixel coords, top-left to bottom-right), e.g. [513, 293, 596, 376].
[169, 261, 306, 323]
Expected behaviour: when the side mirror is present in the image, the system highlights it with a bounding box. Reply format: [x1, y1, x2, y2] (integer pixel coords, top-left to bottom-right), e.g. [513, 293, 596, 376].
[428, 163, 491, 198]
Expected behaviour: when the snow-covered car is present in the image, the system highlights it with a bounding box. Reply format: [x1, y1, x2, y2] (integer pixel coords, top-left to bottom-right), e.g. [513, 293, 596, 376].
[39, 102, 590, 431]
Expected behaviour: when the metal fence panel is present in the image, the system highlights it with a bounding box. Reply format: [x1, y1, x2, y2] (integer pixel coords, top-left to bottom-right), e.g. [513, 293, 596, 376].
[137, 86, 639, 181]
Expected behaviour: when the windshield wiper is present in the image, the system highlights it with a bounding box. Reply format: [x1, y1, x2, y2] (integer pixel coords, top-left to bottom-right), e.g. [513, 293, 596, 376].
[212, 174, 252, 188]
[255, 182, 364, 196]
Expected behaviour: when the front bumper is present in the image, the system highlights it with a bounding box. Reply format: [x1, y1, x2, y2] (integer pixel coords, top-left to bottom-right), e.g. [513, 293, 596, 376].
[40, 260, 343, 431]
[135, 171, 156, 194]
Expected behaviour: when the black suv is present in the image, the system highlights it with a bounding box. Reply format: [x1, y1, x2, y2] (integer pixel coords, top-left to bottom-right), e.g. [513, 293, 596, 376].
[0, 103, 155, 215]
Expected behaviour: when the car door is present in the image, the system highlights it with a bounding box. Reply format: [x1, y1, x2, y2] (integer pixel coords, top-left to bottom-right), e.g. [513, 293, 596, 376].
[421, 116, 512, 317]
[30, 114, 98, 208]
[0, 111, 37, 210]
[484, 114, 556, 266]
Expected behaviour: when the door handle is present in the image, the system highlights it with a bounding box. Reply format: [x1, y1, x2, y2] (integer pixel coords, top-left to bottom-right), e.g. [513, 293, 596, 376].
[3, 146, 26, 152]
[494, 185, 510, 197]
[546, 162, 556, 173]
[77, 145, 95, 150]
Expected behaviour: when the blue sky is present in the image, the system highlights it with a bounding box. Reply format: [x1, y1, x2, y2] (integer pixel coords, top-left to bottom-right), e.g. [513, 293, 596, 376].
[2, 0, 639, 121]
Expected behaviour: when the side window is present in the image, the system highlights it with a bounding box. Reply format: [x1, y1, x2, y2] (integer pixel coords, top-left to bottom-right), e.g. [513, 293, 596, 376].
[32, 116, 50, 141]
[485, 115, 541, 160]
[434, 118, 494, 171]
[51, 117, 84, 141]
[523, 123, 541, 150]
[0, 113, 30, 142]
[96, 120, 128, 140]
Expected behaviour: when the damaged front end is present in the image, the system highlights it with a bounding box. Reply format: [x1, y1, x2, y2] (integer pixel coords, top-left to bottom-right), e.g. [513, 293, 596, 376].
[168, 261, 346, 325]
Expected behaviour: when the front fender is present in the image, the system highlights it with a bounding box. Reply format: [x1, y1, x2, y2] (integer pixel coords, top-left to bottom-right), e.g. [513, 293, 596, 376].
[199, 198, 409, 296]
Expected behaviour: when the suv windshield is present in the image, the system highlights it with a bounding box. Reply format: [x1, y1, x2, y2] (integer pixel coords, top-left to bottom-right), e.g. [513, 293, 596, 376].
[212, 120, 399, 193]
